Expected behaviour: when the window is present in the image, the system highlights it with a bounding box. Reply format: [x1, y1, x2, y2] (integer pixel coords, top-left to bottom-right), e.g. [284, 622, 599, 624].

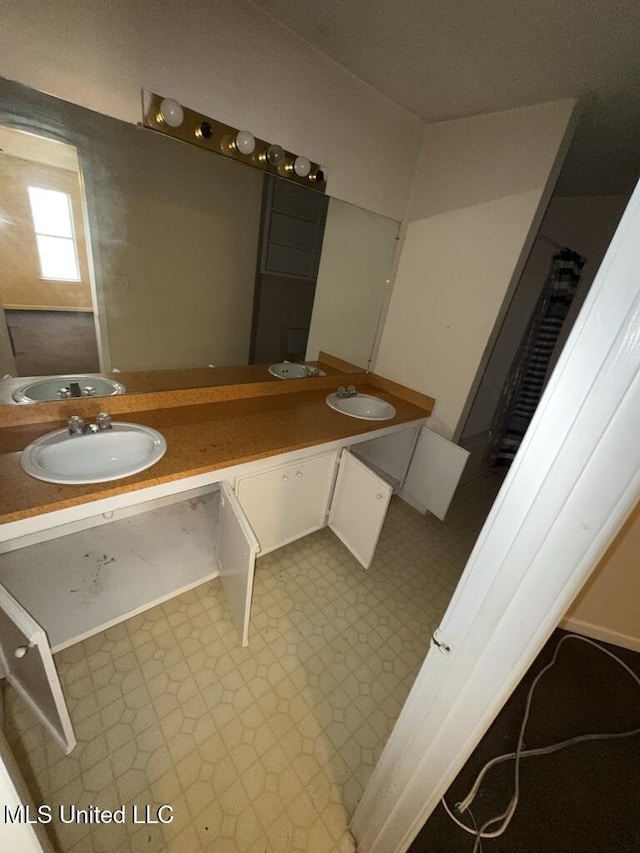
[28, 186, 81, 281]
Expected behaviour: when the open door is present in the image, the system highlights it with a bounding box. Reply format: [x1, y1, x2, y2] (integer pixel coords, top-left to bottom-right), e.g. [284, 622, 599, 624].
[0, 584, 75, 755]
[328, 449, 393, 569]
[218, 482, 260, 647]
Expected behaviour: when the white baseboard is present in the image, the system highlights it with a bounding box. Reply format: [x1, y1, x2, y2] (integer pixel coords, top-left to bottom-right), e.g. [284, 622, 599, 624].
[560, 616, 640, 652]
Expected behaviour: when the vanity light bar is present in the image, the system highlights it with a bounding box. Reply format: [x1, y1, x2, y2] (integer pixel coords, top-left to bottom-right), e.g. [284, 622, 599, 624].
[141, 91, 327, 192]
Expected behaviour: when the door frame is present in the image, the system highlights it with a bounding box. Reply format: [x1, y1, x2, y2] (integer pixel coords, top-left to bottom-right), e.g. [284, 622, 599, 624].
[352, 180, 640, 852]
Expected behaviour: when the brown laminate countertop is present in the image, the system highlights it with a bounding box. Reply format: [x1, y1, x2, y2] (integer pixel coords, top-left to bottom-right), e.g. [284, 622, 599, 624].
[0, 360, 351, 404]
[0, 383, 431, 526]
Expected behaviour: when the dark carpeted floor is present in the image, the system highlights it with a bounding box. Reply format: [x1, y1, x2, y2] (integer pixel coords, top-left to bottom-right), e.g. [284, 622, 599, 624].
[409, 630, 640, 853]
[5, 309, 100, 375]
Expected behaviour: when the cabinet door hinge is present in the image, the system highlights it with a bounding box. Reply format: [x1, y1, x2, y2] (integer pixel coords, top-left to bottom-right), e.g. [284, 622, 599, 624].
[431, 628, 451, 654]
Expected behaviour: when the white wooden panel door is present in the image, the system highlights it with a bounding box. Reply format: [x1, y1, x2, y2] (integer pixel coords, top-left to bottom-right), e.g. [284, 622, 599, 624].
[400, 426, 470, 520]
[328, 449, 393, 569]
[218, 482, 259, 647]
[0, 584, 75, 755]
[236, 452, 337, 554]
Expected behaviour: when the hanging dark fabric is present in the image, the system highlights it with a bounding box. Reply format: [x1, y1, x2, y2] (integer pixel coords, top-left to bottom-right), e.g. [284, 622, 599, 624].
[488, 248, 585, 468]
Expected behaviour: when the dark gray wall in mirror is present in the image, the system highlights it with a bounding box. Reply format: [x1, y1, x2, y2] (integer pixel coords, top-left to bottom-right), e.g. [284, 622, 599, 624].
[0, 77, 399, 395]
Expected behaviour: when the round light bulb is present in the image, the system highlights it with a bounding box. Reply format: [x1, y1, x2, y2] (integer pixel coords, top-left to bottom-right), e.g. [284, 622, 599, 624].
[235, 130, 256, 155]
[293, 156, 311, 178]
[158, 98, 184, 128]
[265, 144, 285, 166]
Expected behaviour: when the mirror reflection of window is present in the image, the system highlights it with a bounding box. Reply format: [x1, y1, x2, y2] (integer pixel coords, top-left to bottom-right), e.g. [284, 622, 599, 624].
[27, 186, 81, 281]
[0, 126, 101, 375]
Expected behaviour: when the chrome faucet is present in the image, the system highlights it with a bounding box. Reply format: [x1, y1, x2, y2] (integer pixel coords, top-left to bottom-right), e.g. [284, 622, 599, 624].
[301, 365, 322, 377]
[96, 413, 112, 431]
[67, 412, 113, 435]
[58, 383, 97, 399]
[67, 415, 85, 434]
[336, 385, 358, 398]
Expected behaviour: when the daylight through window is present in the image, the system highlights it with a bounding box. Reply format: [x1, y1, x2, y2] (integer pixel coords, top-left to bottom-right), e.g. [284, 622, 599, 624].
[28, 186, 81, 281]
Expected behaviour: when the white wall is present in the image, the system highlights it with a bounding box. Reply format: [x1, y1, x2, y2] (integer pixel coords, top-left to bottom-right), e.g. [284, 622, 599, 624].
[0, 0, 423, 221]
[374, 100, 577, 439]
[461, 193, 630, 440]
[563, 501, 640, 651]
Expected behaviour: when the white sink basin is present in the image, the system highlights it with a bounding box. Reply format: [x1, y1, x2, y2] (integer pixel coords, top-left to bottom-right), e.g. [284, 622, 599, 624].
[269, 363, 326, 379]
[13, 375, 126, 403]
[326, 392, 396, 421]
[21, 423, 167, 484]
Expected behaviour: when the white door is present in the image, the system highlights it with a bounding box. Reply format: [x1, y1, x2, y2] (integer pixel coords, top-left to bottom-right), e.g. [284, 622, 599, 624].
[218, 482, 260, 647]
[0, 584, 75, 755]
[352, 181, 640, 853]
[328, 449, 393, 569]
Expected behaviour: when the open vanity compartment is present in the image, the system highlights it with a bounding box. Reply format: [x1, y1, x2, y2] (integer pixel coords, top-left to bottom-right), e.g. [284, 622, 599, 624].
[0, 482, 259, 654]
[0, 481, 259, 753]
[349, 426, 420, 491]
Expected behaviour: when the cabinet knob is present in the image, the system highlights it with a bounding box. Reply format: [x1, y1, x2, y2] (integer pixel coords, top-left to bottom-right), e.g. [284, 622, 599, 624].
[375, 493, 384, 499]
[282, 474, 289, 482]
[295, 470, 303, 478]
[14, 645, 29, 659]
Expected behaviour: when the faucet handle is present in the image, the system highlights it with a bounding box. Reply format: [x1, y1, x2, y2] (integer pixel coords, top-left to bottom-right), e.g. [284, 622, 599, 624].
[96, 412, 112, 431]
[68, 415, 85, 435]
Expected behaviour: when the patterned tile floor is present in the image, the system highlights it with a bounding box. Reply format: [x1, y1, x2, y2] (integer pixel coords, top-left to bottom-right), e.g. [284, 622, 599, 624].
[3, 474, 500, 852]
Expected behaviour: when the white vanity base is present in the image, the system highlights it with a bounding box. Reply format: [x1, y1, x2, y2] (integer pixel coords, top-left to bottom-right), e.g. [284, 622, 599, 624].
[0, 421, 432, 754]
[0, 487, 223, 652]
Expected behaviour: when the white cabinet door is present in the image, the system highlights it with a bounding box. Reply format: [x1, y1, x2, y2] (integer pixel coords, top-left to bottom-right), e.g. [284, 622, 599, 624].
[236, 452, 337, 555]
[0, 584, 75, 755]
[328, 449, 393, 569]
[400, 426, 470, 520]
[218, 483, 259, 647]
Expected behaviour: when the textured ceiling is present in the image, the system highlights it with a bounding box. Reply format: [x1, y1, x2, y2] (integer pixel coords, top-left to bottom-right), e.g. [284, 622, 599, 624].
[251, 0, 640, 196]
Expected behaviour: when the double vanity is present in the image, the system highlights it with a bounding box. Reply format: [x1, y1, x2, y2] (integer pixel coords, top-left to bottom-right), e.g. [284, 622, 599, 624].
[0, 361, 434, 753]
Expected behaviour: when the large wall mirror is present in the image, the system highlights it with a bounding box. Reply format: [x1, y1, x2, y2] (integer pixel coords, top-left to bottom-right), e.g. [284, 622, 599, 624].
[0, 77, 399, 401]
